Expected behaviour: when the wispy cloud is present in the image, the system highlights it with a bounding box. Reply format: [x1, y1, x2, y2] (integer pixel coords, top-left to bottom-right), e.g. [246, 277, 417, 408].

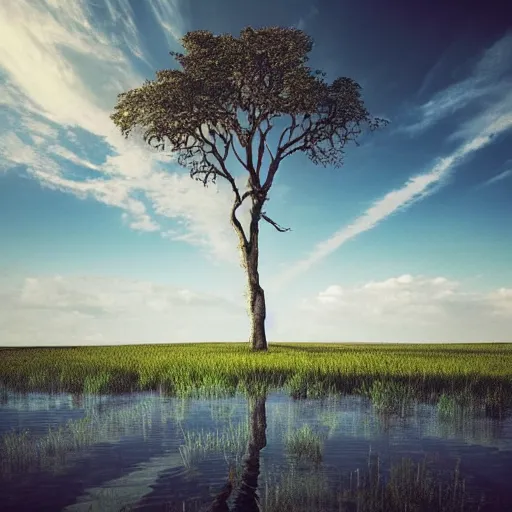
[100, 0, 151, 65]
[416, 39, 465, 98]
[481, 167, 512, 187]
[271, 86, 512, 290]
[292, 5, 319, 31]
[0, 0, 249, 263]
[145, 0, 186, 48]
[402, 31, 512, 135]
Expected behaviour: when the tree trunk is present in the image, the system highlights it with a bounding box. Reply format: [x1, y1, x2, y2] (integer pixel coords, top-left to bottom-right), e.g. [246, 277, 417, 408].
[231, 190, 268, 352]
[243, 202, 268, 352]
[245, 257, 267, 351]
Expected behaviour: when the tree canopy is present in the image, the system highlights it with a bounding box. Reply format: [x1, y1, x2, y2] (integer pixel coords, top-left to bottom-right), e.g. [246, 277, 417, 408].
[110, 26, 387, 198]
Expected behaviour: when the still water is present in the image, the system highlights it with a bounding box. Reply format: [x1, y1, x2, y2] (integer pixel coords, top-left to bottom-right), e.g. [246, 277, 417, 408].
[0, 388, 511, 511]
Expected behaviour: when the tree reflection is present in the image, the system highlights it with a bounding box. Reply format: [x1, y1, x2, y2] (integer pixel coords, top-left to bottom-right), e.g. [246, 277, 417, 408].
[204, 394, 266, 512]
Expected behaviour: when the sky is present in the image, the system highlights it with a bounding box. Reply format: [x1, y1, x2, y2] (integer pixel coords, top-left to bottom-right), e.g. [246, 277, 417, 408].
[0, 0, 511, 346]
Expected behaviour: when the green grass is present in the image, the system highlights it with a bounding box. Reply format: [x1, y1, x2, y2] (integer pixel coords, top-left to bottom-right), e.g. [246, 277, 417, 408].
[284, 424, 324, 466]
[1, 343, 511, 404]
[357, 379, 414, 414]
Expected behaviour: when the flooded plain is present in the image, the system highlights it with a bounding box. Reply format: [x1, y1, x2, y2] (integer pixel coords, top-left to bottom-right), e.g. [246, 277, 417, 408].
[1, 388, 511, 511]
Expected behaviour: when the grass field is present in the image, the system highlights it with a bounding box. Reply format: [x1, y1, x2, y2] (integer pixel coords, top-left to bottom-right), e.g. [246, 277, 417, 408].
[1, 343, 511, 406]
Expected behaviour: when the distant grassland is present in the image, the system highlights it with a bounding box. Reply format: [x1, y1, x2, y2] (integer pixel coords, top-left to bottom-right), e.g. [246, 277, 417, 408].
[1, 343, 511, 400]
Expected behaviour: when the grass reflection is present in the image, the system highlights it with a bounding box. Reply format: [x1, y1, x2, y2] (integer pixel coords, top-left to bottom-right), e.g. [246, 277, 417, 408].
[0, 397, 163, 477]
[262, 456, 480, 512]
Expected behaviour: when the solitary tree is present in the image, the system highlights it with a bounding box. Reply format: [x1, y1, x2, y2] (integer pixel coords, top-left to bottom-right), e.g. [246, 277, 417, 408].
[110, 26, 387, 352]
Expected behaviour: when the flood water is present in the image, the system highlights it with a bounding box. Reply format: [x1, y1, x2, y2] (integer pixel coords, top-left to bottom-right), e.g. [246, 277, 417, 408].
[1, 388, 511, 511]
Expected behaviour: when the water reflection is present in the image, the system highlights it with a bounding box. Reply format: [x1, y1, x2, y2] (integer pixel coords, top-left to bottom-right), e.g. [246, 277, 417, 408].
[0, 388, 511, 511]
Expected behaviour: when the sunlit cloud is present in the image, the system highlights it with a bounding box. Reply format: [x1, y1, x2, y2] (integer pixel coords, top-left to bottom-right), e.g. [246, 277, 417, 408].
[272, 275, 512, 342]
[0, 0, 248, 264]
[1, 274, 246, 345]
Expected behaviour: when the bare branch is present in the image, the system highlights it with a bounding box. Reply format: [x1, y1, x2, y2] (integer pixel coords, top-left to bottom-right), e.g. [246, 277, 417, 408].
[261, 212, 291, 232]
[231, 199, 249, 249]
[244, 130, 260, 187]
[255, 116, 273, 174]
[190, 121, 248, 219]
[241, 189, 255, 202]
[264, 139, 275, 162]
[287, 113, 298, 143]
[277, 115, 313, 157]
[231, 134, 252, 171]
[261, 158, 280, 194]
[280, 142, 308, 160]
[276, 113, 296, 150]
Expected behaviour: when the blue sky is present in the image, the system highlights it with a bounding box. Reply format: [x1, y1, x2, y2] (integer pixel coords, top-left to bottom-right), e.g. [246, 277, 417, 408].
[1, 0, 511, 345]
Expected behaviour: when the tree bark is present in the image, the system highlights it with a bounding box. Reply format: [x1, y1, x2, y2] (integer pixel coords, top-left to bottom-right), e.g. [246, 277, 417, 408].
[244, 255, 267, 351]
[243, 199, 268, 352]
[231, 188, 268, 352]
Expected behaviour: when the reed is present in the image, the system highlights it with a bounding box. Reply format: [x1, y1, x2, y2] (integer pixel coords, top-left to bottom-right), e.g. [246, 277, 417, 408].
[0, 397, 167, 476]
[263, 456, 474, 512]
[357, 379, 414, 414]
[284, 424, 324, 466]
[1, 343, 511, 406]
[178, 422, 249, 470]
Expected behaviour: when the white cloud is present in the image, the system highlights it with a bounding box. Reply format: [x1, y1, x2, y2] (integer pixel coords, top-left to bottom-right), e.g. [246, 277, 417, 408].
[146, 0, 185, 49]
[100, 0, 151, 64]
[448, 88, 512, 145]
[278, 275, 512, 342]
[403, 31, 512, 135]
[488, 287, 512, 317]
[0, 0, 247, 264]
[1, 275, 247, 346]
[1, 273, 510, 345]
[47, 145, 102, 171]
[22, 118, 60, 140]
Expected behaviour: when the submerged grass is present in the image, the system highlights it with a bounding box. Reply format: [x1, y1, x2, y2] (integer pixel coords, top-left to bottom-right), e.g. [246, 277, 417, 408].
[1, 343, 511, 405]
[284, 424, 324, 466]
[0, 398, 157, 477]
[178, 422, 249, 470]
[263, 455, 474, 512]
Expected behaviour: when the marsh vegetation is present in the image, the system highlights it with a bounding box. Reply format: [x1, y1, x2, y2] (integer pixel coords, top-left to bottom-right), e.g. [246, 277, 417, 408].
[1, 343, 511, 510]
[1, 343, 511, 407]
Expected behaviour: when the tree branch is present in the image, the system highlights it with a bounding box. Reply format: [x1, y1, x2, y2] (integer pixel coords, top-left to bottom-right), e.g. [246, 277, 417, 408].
[261, 159, 279, 194]
[276, 113, 296, 150]
[256, 116, 273, 175]
[264, 140, 275, 162]
[231, 133, 252, 171]
[261, 212, 291, 232]
[231, 199, 249, 250]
